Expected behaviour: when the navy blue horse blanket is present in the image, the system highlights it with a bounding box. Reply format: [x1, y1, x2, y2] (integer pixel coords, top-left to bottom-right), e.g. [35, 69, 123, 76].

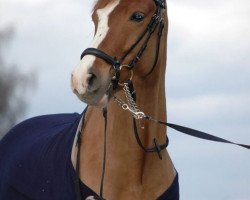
[0, 113, 179, 199]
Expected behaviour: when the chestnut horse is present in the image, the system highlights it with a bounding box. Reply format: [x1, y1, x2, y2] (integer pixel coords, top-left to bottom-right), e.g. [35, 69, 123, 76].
[1, 1, 249, 199]
[0, 0, 178, 199]
[71, 0, 178, 199]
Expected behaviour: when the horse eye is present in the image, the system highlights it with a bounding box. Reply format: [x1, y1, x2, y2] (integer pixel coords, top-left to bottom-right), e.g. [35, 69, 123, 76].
[130, 12, 145, 22]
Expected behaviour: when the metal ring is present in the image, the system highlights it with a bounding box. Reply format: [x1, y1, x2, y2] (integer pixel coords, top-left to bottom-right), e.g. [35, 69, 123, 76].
[118, 65, 133, 87]
[119, 65, 130, 70]
[122, 104, 129, 110]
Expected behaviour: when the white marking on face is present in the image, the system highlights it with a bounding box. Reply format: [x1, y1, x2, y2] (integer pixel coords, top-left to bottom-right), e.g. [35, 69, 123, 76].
[71, 0, 120, 95]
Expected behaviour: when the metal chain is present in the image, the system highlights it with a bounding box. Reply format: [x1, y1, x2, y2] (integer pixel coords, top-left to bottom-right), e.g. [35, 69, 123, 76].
[123, 83, 139, 112]
[113, 94, 167, 126]
[112, 85, 145, 120]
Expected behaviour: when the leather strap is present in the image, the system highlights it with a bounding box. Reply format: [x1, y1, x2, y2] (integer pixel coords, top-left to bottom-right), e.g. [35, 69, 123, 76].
[99, 108, 108, 199]
[75, 107, 108, 200]
[81, 48, 121, 90]
[133, 118, 169, 160]
[145, 116, 250, 150]
[120, 8, 162, 65]
[144, 20, 164, 76]
[81, 48, 118, 66]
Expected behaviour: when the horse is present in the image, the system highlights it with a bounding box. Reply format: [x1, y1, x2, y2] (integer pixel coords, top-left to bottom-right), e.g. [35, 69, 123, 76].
[0, 0, 179, 199]
[71, 0, 178, 199]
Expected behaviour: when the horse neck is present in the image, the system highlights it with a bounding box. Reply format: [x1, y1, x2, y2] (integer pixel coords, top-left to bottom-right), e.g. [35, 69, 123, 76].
[82, 10, 170, 165]
[84, 35, 168, 159]
[80, 23, 176, 194]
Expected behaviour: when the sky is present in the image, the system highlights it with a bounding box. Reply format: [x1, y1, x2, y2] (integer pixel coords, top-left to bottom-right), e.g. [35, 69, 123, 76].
[1, 0, 250, 199]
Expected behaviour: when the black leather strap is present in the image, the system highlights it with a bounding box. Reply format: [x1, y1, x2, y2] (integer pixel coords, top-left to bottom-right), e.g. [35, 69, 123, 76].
[120, 8, 162, 65]
[81, 48, 118, 66]
[99, 108, 108, 199]
[145, 116, 250, 150]
[81, 48, 121, 90]
[133, 118, 169, 160]
[75, 107, 108, 200]
[144, 20, 164, 76]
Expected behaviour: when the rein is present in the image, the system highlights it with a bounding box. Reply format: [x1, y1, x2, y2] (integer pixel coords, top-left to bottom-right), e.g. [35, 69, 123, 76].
[75, 0, 250, 199]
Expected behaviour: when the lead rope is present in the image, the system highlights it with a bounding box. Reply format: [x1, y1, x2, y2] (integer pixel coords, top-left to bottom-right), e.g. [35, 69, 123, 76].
[113, 86, 250, 150]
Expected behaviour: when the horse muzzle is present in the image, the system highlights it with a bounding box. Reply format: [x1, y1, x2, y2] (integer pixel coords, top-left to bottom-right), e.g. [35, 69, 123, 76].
[71, 63, 112, 107]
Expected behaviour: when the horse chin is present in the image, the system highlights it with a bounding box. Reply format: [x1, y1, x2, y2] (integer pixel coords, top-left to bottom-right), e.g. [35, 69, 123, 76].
[76, 92, 110, 108]
[96, 94, 109, 108]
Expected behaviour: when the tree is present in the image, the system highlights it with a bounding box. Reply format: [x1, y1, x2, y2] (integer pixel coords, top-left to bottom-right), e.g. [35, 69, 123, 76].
[0, 26, 36, 139]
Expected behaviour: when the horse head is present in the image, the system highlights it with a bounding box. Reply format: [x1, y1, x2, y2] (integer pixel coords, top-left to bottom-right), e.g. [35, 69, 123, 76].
[71, 0, 167, 107]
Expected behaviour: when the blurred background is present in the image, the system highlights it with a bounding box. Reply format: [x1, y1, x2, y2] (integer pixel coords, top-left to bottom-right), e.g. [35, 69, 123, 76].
[0, 0, 250, 199]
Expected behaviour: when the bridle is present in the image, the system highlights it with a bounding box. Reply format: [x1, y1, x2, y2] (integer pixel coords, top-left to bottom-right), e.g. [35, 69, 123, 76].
[75, 0, 250, 199]
[81, 0, 166, 90]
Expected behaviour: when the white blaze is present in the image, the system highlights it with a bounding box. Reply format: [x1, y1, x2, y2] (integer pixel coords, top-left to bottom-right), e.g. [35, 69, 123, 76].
[71, 0, 120, 94]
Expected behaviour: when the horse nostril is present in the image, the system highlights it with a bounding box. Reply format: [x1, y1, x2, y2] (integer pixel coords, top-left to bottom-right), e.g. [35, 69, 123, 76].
[88, 73, 96, 87]
[86, 73, 99, 92]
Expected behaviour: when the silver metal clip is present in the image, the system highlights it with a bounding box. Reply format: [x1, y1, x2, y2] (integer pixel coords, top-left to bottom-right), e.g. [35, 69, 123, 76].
[122, 104, 146, 119]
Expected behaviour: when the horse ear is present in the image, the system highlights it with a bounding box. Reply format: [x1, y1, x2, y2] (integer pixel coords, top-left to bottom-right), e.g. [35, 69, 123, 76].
[154, 0, 166, 9]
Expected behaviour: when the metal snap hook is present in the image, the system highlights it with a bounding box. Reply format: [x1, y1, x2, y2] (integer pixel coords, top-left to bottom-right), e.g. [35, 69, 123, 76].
[121, 104, 146, 119]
